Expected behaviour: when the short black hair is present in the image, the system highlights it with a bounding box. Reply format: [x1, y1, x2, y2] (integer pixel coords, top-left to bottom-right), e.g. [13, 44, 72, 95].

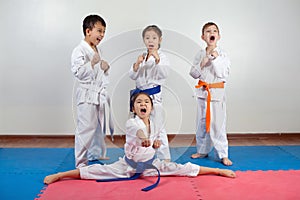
[202, 22, 219, 35]
[82, 14, 106, 36]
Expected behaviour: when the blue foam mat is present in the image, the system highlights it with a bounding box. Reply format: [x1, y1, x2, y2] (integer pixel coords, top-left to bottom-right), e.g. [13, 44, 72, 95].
[171, 146, 300, 171]
[1, 146, 300, 200]
[0, 148, 73, 200]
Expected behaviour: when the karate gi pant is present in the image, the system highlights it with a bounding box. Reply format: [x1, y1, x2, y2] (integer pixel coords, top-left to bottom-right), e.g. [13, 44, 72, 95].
[152, 103, 171, 160]
[79, 157, 200, 180]
[75, 102, 106, 168]
[195, 98, 228, 159]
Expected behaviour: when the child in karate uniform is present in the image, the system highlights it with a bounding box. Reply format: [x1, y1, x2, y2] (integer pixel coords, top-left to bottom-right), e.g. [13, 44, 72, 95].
[129, 25, 171, 161]
[189, 22, 232, 166]
[71, 14, 112, 168]
[44, 92, 236, 188]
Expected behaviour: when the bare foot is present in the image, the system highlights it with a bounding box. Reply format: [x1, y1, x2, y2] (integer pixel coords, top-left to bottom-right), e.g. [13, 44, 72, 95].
[219, 169, 236, 178]
[99, 156, 110, 160]
[222, 157, 233, 166]
[44, 173, 61, 184]
[191, 153, 208, 159]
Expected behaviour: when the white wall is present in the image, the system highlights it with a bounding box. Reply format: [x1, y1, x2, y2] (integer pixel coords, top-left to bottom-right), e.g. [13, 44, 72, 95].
[1, 0, 300, 135]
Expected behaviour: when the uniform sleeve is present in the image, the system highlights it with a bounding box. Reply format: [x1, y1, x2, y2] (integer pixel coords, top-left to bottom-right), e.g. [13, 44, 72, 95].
[154, 52, 169, 79]
[211, 51, 230, 79]
[125, 119, 142, 145]
[189, 51, 202, 79]
[71, 48, 95, 82]
[128, 63, 141, 80]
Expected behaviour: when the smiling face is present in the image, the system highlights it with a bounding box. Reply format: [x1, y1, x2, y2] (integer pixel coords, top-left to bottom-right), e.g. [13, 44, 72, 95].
[132, 93, 153, 120]
[201, 24, 220, 47]
[143, 30, 162, 51]
[85, 22, 106, 48]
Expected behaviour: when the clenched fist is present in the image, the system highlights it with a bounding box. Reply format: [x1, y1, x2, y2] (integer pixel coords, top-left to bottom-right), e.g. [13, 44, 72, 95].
[91, 52, 100, 68]
[100, 60, 110, 73]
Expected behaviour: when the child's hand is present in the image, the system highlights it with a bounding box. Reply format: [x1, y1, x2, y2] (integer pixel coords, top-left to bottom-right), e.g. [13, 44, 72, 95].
[200, 56, 209, 68]
[141, 138, 151, 147]
[148, 50, 160, 64]
[210, 51, 219, 59]
[137, 129, 150, 147]
[133, 54, 145, 72]
[91, 52, 100, 68]
[152, 139, 161, 149]
[100, 60, 110, 73]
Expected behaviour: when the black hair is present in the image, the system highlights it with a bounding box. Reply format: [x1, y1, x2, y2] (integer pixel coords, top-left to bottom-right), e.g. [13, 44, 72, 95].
[142, 25, 162, 38]
[130, 92, 153, 113]
[202, 22, 219, 35]
[82, 14, 106, 36]
[142, 25, 162, 49]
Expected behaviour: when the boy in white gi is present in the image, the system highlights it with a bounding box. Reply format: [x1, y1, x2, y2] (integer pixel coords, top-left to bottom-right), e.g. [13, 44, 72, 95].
[190, 22, 232, 166]
[44, 93, 236, 190]
[71, 14, 111, 168]
[129, 25, 171, 161]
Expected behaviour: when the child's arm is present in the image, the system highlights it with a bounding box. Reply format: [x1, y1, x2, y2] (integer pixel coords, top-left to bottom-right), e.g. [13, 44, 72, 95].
[133, 54, 145, 72]
[200, 56, 210, 69]
[137, 129, 160, 148]
[211, 51, 230, 78]
[91, 52, 100, 68]
[126, 118, 153, 147]
[100, 60, 110, 73]
[71, 49, 95, 82]
[151, 51, 169, 79]
[190, 50, 204, 79]
[129, 53, 146, 80]
[136, 129, 151, 147]
[147, 50, 160, 64]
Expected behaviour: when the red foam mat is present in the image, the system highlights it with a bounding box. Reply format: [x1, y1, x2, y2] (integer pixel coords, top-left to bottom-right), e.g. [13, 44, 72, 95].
[37, 170, 300, 200]
[195, 170, 300, 200]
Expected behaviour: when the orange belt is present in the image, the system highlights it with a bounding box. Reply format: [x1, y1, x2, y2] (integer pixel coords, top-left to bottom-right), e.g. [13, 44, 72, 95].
[195, 80, 224, 133]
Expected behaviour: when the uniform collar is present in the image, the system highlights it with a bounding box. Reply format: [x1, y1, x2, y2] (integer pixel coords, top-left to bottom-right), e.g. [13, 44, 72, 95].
[81, 40, 95, 55]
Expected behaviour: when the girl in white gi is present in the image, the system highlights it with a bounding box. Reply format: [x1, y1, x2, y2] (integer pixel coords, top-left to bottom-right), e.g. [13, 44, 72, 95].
[190, 22, 232, 166]
[44, 93, 236, 188]
[129, 25, 171, 161]
[71, 15, 111, 168]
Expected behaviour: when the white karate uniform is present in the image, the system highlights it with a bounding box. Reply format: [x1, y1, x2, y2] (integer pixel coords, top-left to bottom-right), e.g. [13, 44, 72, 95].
[79, 116, 200, 180]
[189, 46, 230, 159]
[128, 50, 171, 160]
[71, 40, 109, 168]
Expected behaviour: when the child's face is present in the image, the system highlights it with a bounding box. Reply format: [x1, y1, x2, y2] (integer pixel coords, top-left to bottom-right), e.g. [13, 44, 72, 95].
[133, 94, 152, 119]
[143, 30, 161, 51]
[201, 25, 220, 46]
[85, 22, 106, 47]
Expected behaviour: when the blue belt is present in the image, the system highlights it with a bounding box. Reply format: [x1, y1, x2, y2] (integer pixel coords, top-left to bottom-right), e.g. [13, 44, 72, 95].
[129, 85, 161, 111]
[96, 156, 160, 191]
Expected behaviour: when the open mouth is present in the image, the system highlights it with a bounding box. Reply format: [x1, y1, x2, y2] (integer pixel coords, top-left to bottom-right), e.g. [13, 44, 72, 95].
[210, 36, 215, 41]
[140, 108, 147, 113]
[148, 44, 154, 48]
